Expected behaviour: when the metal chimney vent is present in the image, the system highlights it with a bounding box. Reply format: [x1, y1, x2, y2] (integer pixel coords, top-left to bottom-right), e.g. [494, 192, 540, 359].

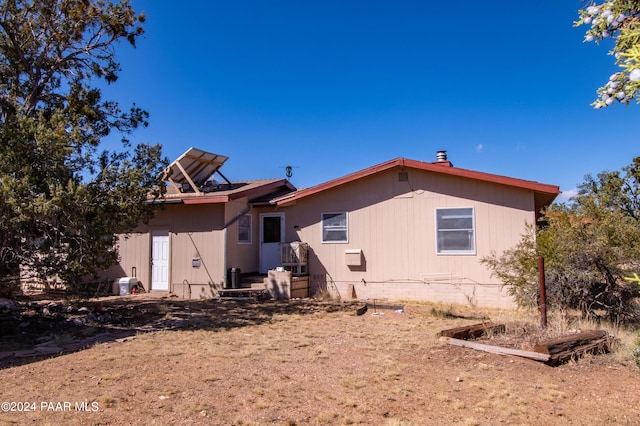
[436, 150, 447, 162]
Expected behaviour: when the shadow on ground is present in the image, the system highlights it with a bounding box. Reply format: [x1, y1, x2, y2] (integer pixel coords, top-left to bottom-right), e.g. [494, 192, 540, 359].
[0, 294, 360, 370]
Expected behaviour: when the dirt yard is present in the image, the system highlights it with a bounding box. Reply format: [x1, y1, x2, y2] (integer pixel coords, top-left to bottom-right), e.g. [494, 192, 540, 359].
[0, 294, 639, 425]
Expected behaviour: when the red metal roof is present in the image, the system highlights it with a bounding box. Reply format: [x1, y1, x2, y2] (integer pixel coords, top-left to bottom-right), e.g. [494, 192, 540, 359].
[273, 158, 560, 212]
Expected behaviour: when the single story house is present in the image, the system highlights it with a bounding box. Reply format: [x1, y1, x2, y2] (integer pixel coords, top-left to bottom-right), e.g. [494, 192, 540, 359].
[108, 147, 560, 308]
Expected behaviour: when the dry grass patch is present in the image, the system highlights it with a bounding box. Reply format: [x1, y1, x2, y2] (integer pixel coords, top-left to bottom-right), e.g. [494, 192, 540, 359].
[533, 382, 566, 402]
[474, 380, 529, 420]
[0, 297, 638, 425]
[340, 373, 369, 390]
[461, 417, 481, 426]
[96, 395, 117, 407]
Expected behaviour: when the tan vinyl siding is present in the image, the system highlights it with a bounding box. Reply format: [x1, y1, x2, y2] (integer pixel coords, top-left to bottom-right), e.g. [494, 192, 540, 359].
[164, 204, 225, 292]
[114, 232, 150, 290]
[282, 167, 535, 308]
[113, 203, 226, 295]
[95, 232, 150, 293]
[225, 199, 260, 275]
[114, 199, 278, 297]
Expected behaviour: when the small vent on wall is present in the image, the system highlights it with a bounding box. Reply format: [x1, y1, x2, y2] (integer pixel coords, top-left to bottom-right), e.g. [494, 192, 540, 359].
[398, 171, 409, 182]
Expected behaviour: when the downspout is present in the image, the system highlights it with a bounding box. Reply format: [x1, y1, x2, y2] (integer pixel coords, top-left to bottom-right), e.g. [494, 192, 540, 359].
[223, 205, 253, 287]
[223, 228, 227, 288]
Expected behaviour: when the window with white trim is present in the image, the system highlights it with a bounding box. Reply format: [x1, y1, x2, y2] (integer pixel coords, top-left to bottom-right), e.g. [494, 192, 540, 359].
[322, 212, 348, 243]
[436, 208, 475, 254]
[238, 214, 252, 244]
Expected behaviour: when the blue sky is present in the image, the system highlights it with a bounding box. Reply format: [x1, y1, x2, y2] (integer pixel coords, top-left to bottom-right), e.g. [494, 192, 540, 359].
[102, 1, 640, 202]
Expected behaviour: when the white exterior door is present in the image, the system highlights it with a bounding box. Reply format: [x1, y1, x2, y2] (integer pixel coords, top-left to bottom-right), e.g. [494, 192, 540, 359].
[151, 231, 170, 291]
[260, 213, 284, 273]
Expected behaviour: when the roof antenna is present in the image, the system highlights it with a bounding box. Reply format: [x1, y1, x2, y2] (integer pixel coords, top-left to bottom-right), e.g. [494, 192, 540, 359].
[281, 165, 298, 179]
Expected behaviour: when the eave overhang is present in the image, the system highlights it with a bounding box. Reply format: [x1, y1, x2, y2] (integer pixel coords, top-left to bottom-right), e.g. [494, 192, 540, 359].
[273, 158, 560, 212]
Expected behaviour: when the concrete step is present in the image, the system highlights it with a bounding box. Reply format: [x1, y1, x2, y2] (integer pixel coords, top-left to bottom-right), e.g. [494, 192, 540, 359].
[239, 276, 266, 289]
